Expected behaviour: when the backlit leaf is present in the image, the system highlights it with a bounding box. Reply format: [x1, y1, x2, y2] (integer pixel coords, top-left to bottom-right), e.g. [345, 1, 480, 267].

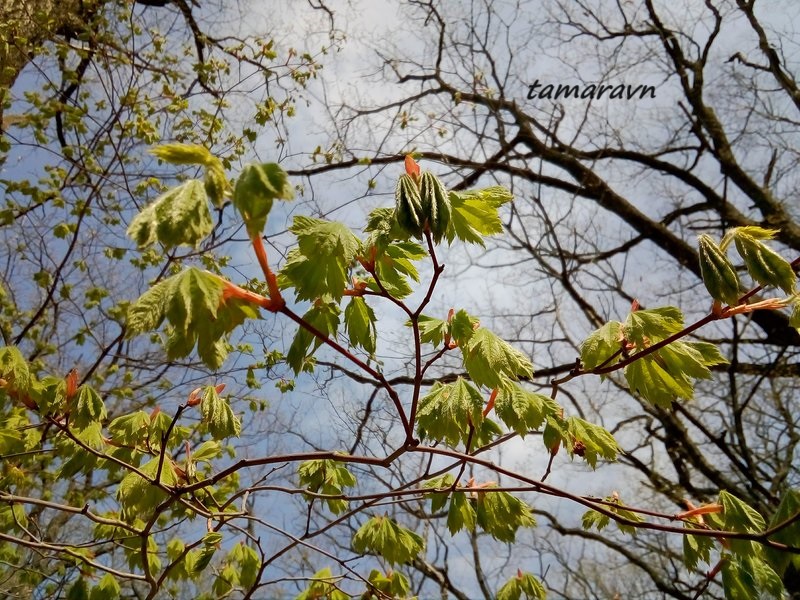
[127, 180, 212, 249]
[233, 162, 293, 237]
[280, 217, 360, 302]
[462, 328, 533, 388]
[580, 321, 623, 370]
[344, 297, 377, 354]
[352, 516, 424, 566]
[446, 186, 513, 246]
[417, 377, 484, 446]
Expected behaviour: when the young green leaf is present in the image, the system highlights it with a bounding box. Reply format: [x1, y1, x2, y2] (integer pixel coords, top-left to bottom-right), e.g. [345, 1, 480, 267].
[449, 309, 479, 346]
[127, 180, 212, 249]
[127, 268, 259, 369]
[416, 314, 448, 347]
[580, 320, 623, 370]
[90, 574, 121, 600]
[446, 186, 513, 246]
[416, 377, 484, 446]
[565, 417, 619, 467]
[233, 162, 294, 238]
[117, 457, 178, 522]
[71, 384, 107, 429]
[365, 568, 412, 600]
[286, 300, 340, 375]
[352, 516, 424, 565]
[200, 385, 241, 440]
[494, 381, 559, 437]
[496, 571, 547, 600]
[0, 346, 31, 394]
[683, 527, 715, 572]
[624, 356, 691, 407]
[624, 306, 684, 347]
[722, 554, 784, 600]
[231, 542, 261, 590]
[447, 491, 477, 535]
[298, 459, 357, 515]
[344, 296, 377, 354]
[582, 497, 643, 535]
[295, 568, 349, 600]
[719, 490, 765, 556]
[581, 509, 611, 532]
[764, 489, 800, 576]
[462, 328, 533, 389]
[279, 217, 360, 302]
[474, 488, 536, 542]
[423, 473, 456, 512]
[150, 143, 214, 166]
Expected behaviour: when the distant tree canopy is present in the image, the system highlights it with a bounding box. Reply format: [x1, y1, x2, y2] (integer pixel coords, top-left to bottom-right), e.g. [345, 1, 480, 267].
[1, 1, 800, 599]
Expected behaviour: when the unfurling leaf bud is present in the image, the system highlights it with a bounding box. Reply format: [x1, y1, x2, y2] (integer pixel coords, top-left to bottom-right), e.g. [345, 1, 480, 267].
[698, 234, 741, 306]
[419, 171, 452, 242]
[394, 173, 424, 237]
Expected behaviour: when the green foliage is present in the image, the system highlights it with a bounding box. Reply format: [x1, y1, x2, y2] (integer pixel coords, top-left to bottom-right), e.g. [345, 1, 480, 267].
[117, 457, 179, 522]
[417, 377, 484, 446]
[298, 459, 357, 515]
[581, 496, 643, 536]
[280, 217, 361, 302]
[446, 186, 513, 246]
[474, 488, 536, 542]
[363, 569, 413, 599]
[90, 574, 121, 600]
[200, 385, 241, 440]
[730, 227, 796, 294]
[580, 320, 623, 370]
[764, 490, 800, 576]
[286, 300, 340, 374]
[462, 327, 534, 388]
[126, 268, 259, 369]
[619, 307, 728, 406]
[233, 162, 294, 237]
[369, 240, 427, 299]
[543, 415, 619, 468]
[494, 381, 559, 437]
[352, 516, 425, 566]
[496, 571, 547, 600]
[416, 314, 448, 347]
[127, 180, 213, 250]
[722, 554, 784, 600]
[295, 568, 349, 600]
[71, 385, 107, 429]
[344, 296, 377, 354]
[698, 234, 742, 306]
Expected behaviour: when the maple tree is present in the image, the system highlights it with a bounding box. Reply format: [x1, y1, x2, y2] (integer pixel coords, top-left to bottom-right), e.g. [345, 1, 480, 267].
[1, 146, 798, 599]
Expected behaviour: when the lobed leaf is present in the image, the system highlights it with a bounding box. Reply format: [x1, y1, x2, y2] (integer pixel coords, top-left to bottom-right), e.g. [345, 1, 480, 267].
[446, 186, 513, 247]
[580, 321, 623, 370]
[462, 328, 533, 389]
[416, 377, 484, 447]
[298, 459, 357, 515]
[199, 385, 241, 440]
[496, 571, 547, 600]
[127, 180, 212, 250]
[280, 217, 361, 302]
[474, 488, 536, 542]
[352, 516, 424, 566]
[494, 380, 559, 437]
